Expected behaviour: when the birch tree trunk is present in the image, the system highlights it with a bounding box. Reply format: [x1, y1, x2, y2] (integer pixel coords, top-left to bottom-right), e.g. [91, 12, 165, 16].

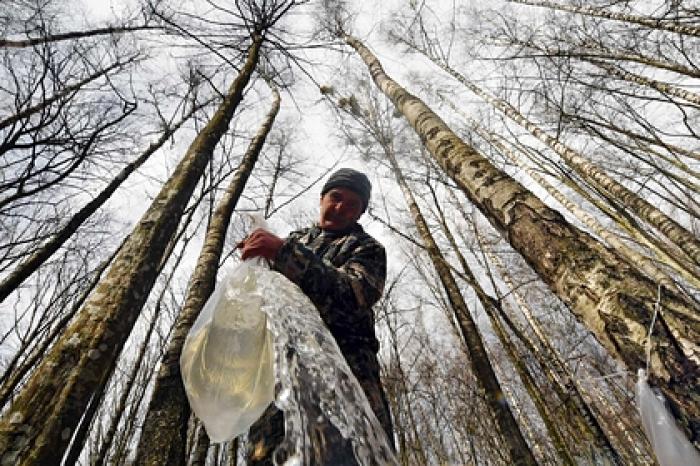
[433, 193, 579, 465]
[503, 38, 700, 82]
[478, 234, 635, 463]
[227, 439, 238, 466]
[189, 426, 210, 466]
[93, 237, 189, 466]
[92, 302, 162, 466]
[573, 119, 700, 196]
[62, 371, 109, 466]
[519, 146, 700, 289]
[344, 33, 700, 449]
[384, 146, 537, 465]
[507, 0, 700, 38]
[0, 35, 263, 466]
[445, 187, 626, 461]
[134, 86, 279, 466]
[564, 115, 700, 164]
[408, 43, 700, 269]
[586, 59, 700, 106]
[448, 108, 682, 293]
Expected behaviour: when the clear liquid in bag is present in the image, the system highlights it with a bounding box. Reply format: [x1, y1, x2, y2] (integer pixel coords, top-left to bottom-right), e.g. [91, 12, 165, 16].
[181, 261, 275, 442]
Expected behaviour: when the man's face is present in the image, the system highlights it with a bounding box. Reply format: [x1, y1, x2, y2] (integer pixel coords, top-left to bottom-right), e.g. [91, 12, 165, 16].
[319, 187, 364, 231]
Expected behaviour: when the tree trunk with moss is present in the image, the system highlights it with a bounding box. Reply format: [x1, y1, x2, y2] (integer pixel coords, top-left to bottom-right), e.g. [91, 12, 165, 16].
[134, 86, 279, 466]
[345, 33, 700, 449]
[93, 239, 189, 466]
[0, 35, 263, 466]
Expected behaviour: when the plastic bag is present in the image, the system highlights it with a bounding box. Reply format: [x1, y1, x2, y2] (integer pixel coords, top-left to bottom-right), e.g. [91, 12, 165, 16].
[180, 259, 275, 442]
[635, 369, 700, 466]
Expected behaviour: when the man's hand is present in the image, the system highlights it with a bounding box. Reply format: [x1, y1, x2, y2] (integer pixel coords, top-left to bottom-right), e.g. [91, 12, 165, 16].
[236, 228, 284, 261]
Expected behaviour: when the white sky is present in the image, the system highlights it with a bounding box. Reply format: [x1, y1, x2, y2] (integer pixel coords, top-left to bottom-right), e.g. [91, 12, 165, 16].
[6, 10, 697, 459]
[72, 0, 425, 253]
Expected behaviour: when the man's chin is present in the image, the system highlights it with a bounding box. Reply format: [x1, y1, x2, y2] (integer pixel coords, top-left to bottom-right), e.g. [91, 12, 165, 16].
[320, 220, 347, 231]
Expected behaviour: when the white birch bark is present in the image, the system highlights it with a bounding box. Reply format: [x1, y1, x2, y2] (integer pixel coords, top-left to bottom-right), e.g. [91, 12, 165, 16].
[410, 44, 700, 269]
[344, 33, 700, 448]
[508, 0, 700, 38]
[588, 59, 700, 106]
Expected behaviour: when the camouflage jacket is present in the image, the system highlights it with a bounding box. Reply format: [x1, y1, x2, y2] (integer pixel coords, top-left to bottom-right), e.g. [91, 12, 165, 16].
[272, 222, 386, 355]
[249, 222, 395, 458]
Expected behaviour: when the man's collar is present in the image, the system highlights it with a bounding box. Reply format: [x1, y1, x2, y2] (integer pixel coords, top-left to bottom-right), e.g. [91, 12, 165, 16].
[315, 222, 363, 238]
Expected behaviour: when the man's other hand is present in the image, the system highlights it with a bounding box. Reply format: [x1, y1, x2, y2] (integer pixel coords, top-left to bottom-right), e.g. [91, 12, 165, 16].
[236, 228, 284, 261]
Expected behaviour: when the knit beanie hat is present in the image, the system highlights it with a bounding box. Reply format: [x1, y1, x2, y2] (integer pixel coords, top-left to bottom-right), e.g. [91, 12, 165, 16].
[321, 168, 372, 211]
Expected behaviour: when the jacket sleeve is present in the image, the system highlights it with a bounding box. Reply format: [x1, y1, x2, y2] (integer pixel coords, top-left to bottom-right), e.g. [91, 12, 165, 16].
[271, 232, 386, 340]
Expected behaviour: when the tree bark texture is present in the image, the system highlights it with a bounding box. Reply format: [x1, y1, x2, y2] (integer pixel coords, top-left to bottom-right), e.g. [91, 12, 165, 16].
[431, 190, 580, 465]
[345, 34, 700, 449]
[460, 114, 682, 294]
[0, 35, 263, 466]
[419, 49, 700, 270]
[385, 148, 538, 465]
[61, 381, 107, 466]
[134, 86, 279, 466]
[189, 425, 210, 466]
[523, 149, 700, 289]
[94, 276, 175, 466]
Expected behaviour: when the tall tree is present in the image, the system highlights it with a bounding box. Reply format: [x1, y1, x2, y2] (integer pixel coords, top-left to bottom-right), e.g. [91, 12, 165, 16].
[388, 158, 539, 466]
[398, 36, 700, 271]
[341, 31, 700, 448]
[507, 0, 700, 38]
[134, 85, 280, 466]
[0, 30, 264, 464]
[438, 96, 682, 293]
[332, 87, 537, 463]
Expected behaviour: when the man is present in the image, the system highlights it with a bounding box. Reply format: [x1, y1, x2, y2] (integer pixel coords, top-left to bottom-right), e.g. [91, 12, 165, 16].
[237, 168, 393, 464]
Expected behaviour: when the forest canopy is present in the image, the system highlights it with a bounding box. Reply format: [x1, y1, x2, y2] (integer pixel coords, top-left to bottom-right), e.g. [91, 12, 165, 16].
[0, 0, 698, 464]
